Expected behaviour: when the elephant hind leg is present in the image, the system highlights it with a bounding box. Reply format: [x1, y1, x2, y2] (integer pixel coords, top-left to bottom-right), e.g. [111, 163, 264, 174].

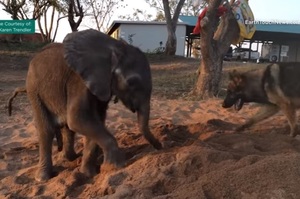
[60, 127, 79, 161]
[28, 94, 57, 182]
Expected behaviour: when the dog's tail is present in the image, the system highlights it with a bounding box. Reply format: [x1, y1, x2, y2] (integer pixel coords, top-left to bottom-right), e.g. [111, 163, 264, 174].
[7, 87, 27, 116]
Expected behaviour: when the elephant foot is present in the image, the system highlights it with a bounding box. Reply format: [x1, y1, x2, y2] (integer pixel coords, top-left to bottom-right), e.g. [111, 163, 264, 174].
[290, 131, 298, 137]
[61, 151, 81, 161]
[100, 163, 120, 174]
[80, 164, 98, 177]
[144, 134, 162, 150]
[150, 139, 162, 150]
[35, 168, 54, 182]
[105, 150, 126, 169]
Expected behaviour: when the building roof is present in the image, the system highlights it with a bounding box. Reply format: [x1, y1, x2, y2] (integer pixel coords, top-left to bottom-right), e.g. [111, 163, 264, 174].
[178, 15, 300, 34]
[107, 20, 187, 35]
[178, 15, 300, 42]
[106, 17, 300, 43]
[178, 15, 198, 26]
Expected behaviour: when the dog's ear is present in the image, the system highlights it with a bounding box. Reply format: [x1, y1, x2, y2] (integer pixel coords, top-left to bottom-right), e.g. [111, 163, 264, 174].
[234, 74, 247, 89]
[229, 69, 238, 80]
[229, 70, 246, 88]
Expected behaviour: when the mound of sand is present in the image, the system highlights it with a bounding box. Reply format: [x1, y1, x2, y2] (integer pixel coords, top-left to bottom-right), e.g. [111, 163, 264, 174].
[1, 95, 300, 198]
[1, 55, 300, 198]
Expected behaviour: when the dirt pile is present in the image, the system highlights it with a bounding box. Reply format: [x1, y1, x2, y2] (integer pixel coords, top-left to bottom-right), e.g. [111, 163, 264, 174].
[1, 53, 300, 199]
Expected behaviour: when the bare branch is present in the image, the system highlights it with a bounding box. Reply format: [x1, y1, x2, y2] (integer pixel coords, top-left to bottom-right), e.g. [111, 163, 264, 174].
[65, 0, 84, 32]
[85, 0, 125, 32]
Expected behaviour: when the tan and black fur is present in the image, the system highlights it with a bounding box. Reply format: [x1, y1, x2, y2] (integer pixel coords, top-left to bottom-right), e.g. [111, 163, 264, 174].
[222, 62, 300, 137]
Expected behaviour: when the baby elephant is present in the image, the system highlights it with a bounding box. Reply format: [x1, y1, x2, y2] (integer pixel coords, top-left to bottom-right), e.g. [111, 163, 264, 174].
[25, 29, 162, 181]
[7, 86, 77, 161]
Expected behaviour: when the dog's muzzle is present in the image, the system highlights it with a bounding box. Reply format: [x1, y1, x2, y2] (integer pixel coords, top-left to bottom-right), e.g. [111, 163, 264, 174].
[234, 98, 244, 111]
[222, 95, 244, 111]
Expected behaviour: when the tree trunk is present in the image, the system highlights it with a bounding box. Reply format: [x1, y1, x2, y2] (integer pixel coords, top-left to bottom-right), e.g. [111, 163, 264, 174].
[195, 50, 223, 97]
[194, 0, 239, 98]
[162, 0, 185, 56]
[68, 0, 84, 32]
[165, 25, 177, 55]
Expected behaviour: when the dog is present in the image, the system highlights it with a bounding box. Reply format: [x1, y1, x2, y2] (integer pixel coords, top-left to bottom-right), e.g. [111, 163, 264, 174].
[222, 62, 300, 137]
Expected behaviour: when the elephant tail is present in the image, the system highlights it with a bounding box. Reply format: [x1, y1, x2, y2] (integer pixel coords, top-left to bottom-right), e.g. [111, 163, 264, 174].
[7, 87, 27, 116]
[7, 86, 63, 152]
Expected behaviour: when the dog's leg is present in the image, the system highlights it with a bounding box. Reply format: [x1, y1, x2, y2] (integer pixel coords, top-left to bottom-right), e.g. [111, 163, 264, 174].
[236, 104, 279, 131]
[278, 103, 297, 137]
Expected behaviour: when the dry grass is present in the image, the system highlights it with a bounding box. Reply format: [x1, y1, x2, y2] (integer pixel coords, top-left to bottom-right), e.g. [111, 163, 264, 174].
[148, 55, 269, 100]
[0, 50, 269, 101]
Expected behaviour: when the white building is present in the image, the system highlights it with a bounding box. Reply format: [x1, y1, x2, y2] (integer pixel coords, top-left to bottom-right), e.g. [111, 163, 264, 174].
[107, 21, 187, 56]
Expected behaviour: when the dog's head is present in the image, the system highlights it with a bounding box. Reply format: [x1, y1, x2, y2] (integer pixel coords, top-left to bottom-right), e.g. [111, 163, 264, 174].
[222, 70, 246, 111]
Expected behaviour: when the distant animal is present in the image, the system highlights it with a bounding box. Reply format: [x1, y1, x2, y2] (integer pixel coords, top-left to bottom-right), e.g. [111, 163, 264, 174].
[23, 29, 161, 182]
[222, 62, 300, 137]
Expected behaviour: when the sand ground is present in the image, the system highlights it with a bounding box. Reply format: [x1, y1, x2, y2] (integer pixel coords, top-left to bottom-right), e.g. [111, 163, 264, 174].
[1, 52, 300, 199]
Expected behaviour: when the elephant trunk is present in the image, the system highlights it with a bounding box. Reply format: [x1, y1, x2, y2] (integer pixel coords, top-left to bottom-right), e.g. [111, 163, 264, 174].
[137, 102, 162, 150]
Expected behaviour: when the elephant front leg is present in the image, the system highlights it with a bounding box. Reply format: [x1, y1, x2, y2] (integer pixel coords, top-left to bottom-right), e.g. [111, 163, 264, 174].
[68, 98, 125, 176]
[79, 127, 125, 176]
[80, 137, 100, 177]
[68, 120, 125, 176]
[99, 130, 125, 173]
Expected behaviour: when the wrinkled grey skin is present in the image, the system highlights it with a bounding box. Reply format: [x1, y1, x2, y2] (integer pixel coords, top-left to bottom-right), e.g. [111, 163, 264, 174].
[26, 29, 162, 182]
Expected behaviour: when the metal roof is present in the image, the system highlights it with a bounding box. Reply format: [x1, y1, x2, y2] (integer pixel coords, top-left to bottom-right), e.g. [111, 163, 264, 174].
[255, 23, 300, 34]
[107, 20, 187, 35]
[178, 15, 300, 42]
[178, 15, 198, 26]
[106, 17, 300, 42]
[178, 15, 300, 35]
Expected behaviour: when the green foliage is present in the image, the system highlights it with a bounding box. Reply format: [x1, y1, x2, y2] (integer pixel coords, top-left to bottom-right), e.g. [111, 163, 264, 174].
[119, 0, 204, 22]
[146, 41, 165, 54]
[145, 0, 204, 21]
[154, 11, 165, 22]
[119, 8, 153, 21]
[85, 0, 127, 32]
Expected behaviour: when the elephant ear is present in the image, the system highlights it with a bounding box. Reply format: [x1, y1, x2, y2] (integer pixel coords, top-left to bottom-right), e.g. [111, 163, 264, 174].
[63, 29, 119, 101]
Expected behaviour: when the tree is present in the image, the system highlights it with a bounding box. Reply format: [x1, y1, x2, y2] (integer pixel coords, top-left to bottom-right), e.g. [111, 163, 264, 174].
[146, 0, 199, 17]
[36, 1, 61, 42]
[193, 0, 239, 98]
[0, 0, 55, 20]
[67, 0, 84, 32]
[162, 0, 185, 55]
[85, 0, 126, 32]
[0, 0, 62, 42]
[181, 0, 203, 16]
[0, 0, 25, 19]
[119, 8, 153, 21]
[145, 0, 203, 55]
